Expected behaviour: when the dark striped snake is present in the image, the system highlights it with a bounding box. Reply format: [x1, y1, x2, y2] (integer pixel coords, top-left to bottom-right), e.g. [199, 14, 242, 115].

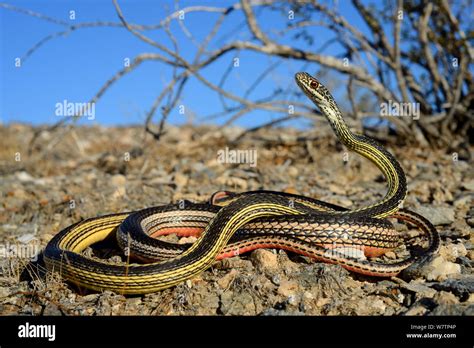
[44, 72, 440, 294]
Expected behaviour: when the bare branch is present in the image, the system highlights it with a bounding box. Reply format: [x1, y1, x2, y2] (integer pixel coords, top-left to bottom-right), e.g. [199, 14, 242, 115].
[440, 0, 473, 60]
[240, 0, 271, 43]
[112, 0, 187, 67]
[418, 3, 450, 100]
[393, 0, 411, 104]
[0, 2, 69, 26]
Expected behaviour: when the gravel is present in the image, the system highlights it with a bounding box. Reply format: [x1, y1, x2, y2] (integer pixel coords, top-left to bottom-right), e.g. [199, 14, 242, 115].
[0, 124, 472, 316]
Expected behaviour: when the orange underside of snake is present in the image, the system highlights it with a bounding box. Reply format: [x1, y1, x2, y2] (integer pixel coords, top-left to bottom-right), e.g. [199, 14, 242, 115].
[149, 226, 391, 259]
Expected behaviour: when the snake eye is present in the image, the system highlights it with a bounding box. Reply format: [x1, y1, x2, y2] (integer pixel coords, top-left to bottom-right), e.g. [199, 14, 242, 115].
[310, 80, 319, 88]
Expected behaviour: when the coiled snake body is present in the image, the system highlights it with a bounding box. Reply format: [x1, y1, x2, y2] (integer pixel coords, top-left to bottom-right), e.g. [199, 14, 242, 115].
[44, 72, 439, 294]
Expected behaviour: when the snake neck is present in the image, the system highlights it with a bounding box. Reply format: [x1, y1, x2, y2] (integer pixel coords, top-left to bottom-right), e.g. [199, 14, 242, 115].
[319, 102, 407, 218]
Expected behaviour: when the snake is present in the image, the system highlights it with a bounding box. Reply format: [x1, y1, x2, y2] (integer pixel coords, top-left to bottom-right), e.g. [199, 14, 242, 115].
[43, 72, 440, 294]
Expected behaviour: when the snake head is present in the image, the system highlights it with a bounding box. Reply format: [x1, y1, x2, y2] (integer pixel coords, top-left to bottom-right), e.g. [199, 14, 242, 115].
[295, 72, 325, 103]
[295, 72, 340, 123]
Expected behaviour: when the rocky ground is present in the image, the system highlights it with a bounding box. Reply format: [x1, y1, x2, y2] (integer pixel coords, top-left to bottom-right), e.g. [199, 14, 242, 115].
[0, 123, 472, 316]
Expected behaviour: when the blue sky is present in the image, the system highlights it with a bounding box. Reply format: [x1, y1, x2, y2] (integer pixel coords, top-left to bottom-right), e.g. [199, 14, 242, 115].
[1, 0, 403, 128]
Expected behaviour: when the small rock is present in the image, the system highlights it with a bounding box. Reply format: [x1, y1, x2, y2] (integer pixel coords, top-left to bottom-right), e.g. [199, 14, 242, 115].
[401, 281, 437, 298]
[404, 305, 428, 316]
[430, 276, 474, 301]
[148, 176, 173, 186]
[198, 293, 220, 314]
[456, 256, 472, 268]
[12, 188, 28, 199]
[283, 187, 298, 195]
[111, 303, 122, 314]
[17, 233, 37, 244]
[429, 304, 472, 315]
[461, 179, 474, 191]
[427, 256, 462, 281]
[287, 167, 299, 177]
[371, 299, 387, 313]
[434, 291, 459, 305]
[111, 174, 126, 186]
[467, 207, 474, 227]
[109, 255, 122, 264]
[15, 171, 34, 182]
[251, 249, 279, 274]
[384, 251, 397, 259]
[439, 244, 468, 262]
[271, 275, 281, 286]
[287, 295, 299, 306]
[173, 173, 188, 188]
[178, 236, 197, 244]
[83, 307, 95, 315]
[217, 269, 238, 289]
[445, 220, 472, 238]
[84, 171, 97, 181]
[327, 184, 347, 195]
[111, 174, 126, 198]
[80, 294, 99, 302]
[1, 224, 17, 232]
[126, 297, 142, 306]
[277, 280, 299, 297]
[316, 297, 330, 307]
[43, 304, 62, 316]
[5, 295, 21, 306]
[20, 305, 34, 314]
[0, 287, 12, 298]
[260, 308, 286, 316]
[220, 291, 256, 315]
[453, 195, 472, 208]
[403, 255, 461, 281]
[415, 206, 455, 225]
[216, 258, 253, 270]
